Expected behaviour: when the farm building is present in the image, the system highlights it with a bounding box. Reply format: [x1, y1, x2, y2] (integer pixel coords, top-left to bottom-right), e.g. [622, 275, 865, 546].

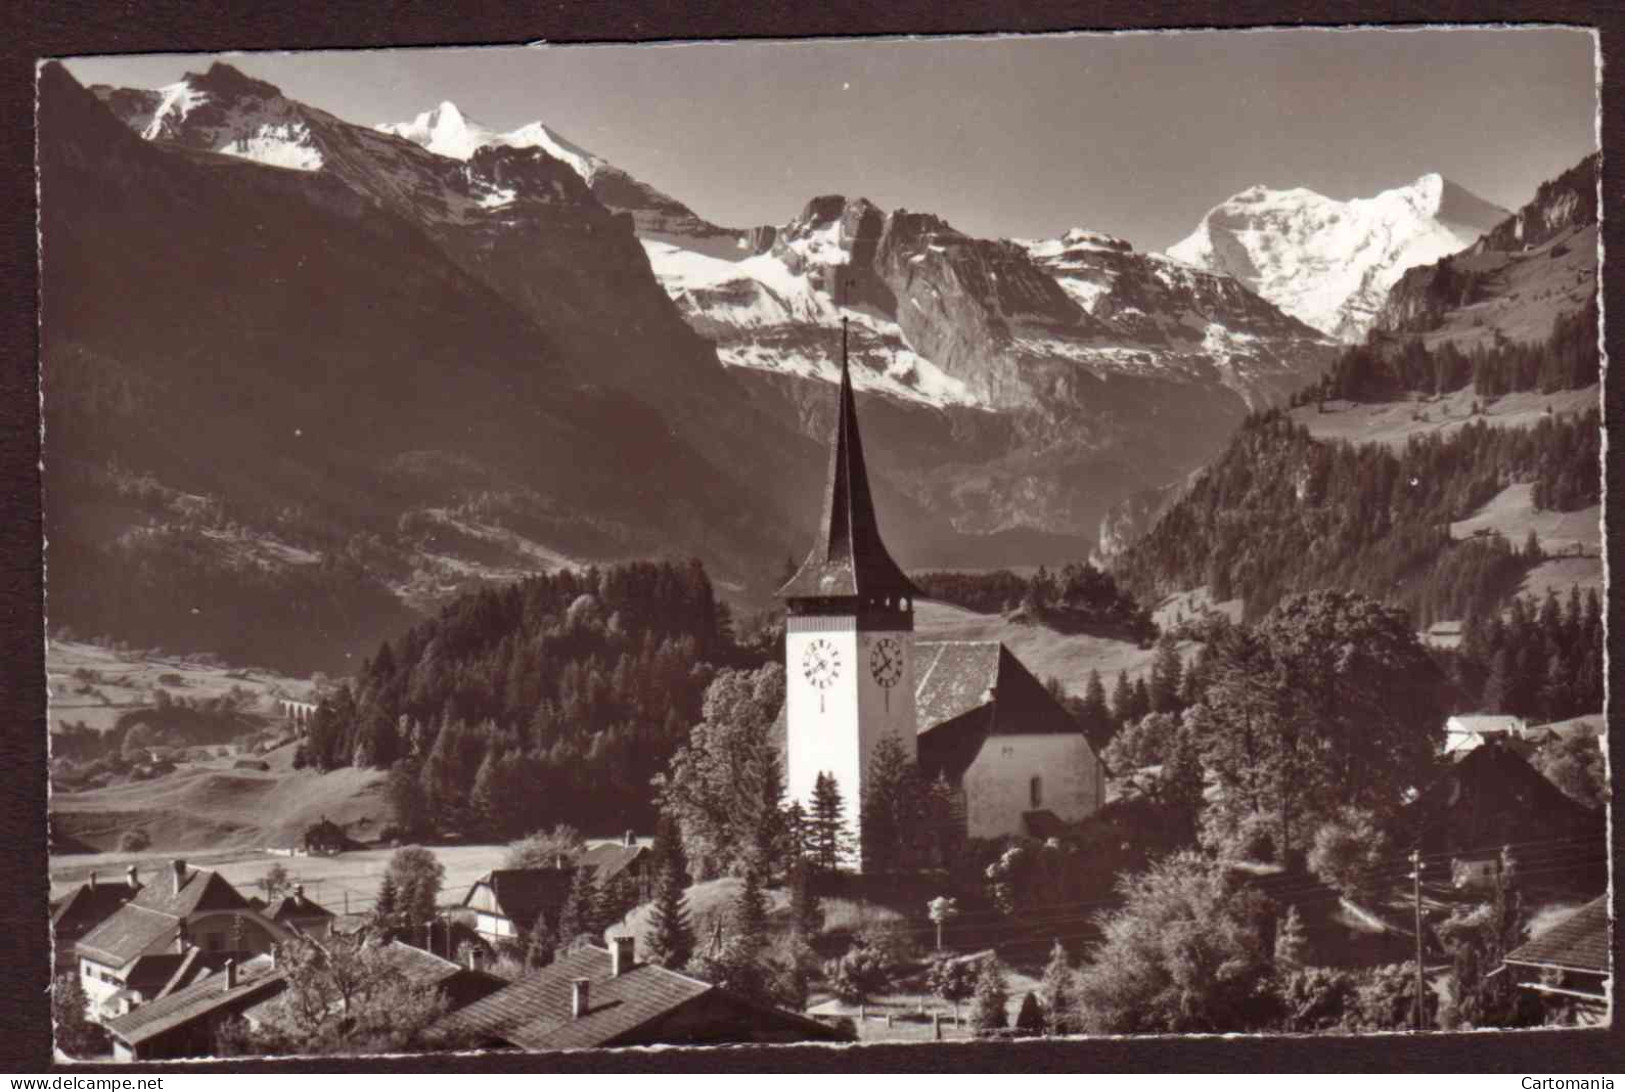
[51, 870, 141, 974]
[434, 936, 846, 1050]
[1503, 895, 1611, 1025]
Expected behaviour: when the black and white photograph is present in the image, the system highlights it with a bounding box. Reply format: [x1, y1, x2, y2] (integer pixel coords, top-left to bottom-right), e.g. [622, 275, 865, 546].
[34, 24, 1607, 1063]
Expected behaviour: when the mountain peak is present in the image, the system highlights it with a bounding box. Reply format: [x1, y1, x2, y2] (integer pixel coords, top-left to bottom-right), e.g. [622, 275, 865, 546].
[377, 104, 603, 182]
[1167, 174, 1508, 341]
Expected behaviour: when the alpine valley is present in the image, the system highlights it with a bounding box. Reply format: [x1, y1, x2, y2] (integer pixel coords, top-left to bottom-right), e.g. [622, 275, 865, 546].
[43, 61, 1576, 674]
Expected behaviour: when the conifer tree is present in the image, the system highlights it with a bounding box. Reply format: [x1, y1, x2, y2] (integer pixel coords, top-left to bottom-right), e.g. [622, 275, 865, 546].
[1275, 904, 1309, 969]
[1038, 940, 1076, 1035]
[645, 855, 695, 970]
[1110, 669, 1133, 729]
[970, 956, 1010, 1037]
[1150, 636, 1185, 715]
[1015, 991, 1046, 1035]
[810, 771, 851, 873]
[373, 870, 400, 929]
[1081, 669, 1111, 741]
[556, 866, 601, 949]
[525, 908, 559, 968]
[787, 855, 823, 940]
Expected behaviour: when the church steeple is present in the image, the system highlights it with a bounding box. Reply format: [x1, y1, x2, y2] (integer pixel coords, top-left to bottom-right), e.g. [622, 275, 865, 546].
[778, 318, 918, 602]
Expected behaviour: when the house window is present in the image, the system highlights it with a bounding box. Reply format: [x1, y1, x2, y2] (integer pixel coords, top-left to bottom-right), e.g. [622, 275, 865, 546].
[1030, 776, 1043, 808]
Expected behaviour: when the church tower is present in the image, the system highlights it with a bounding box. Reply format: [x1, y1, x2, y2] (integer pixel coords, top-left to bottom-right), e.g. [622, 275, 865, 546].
[778, 319, 918, 873]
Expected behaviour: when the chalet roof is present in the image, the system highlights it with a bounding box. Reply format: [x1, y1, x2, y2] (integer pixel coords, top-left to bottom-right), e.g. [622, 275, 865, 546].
[265, 889, 334, 922]
[576, 843, 647, 885]
[1401, 739, 1603, 857]
[51, 878, 138, 936]
[104, 957, 285, 1048]
[78, 866, 252, 966]
[236, 940, 502, 1026]
[1505, 896, 1610, 975]
[462, 868, 574, 929]
[777, 321, 918, 602]
[435, 945, 713, 1050]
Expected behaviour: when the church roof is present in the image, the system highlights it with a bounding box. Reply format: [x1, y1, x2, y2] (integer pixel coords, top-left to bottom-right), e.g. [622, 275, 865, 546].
[777, 320, 918, 602]
[914, 641, 1087, 783]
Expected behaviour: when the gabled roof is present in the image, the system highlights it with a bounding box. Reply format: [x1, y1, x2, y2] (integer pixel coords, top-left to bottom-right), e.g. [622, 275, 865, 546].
[105, 957, 285, 1048]
[914, 641, 1087, 782]
[777, 321, 918, 602]
[435, 945, 712, 1050]
[577, 843, 647, 885]
[1401, 738, 1603, 856]
[1447, 714, 1525, 734]
[1506, 896, 1610, 975]
[264, 890, 334, 923]
[78, 866, 253, 966]
[462, 868, 574, 929]
[51, 879, 138, 935]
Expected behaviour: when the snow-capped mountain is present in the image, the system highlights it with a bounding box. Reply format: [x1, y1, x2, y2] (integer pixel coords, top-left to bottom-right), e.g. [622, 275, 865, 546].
[1166, 174, 1509, 342]
[642, 198, 1334, 416]
[378, 101, 739, 247]
[1374, 153, 1599, 349]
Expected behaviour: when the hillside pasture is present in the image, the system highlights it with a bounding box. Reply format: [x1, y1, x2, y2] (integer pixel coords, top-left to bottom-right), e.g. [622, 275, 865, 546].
[1449, 482, 1600, 556]
[914, 599, 1158, 694]
[1290, 384, 1597, 450]
[47, 639, 312, 735]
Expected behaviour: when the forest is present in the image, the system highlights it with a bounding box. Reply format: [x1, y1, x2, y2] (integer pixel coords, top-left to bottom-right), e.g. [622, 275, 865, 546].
[1297, 296, 1598, 405]
[912, 562, 1154, 640]
[294, 559, 770, 837]
[1111, 407, 1600, 628]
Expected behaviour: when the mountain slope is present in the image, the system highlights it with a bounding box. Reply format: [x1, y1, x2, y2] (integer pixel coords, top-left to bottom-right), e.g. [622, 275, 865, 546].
[1373, 153, 1599, 351]
[44, 63, 826, 671]
[1167, 174, 1508, 342]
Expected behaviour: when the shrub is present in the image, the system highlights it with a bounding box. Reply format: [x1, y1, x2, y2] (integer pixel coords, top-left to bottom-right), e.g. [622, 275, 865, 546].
[119, 829, 150, 852]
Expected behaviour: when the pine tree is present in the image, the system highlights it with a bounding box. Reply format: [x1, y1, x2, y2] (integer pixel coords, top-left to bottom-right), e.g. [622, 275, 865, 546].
[970, 956, 1010, 1037]
[645, 855, 695, 970]
[1275, 904, 1309, 969]
[732, 864, 770, 961]
[525, 908, 559, 968]
[809, 771, 852, 874]
[1150, 636, 1184, 714]
[787, 856, 823, 940]
[373, 870, 400, 931]
[1015, 991, 1046, 1035]
[1081, 669, 1110, 741]
[1110, 669, 1133, 728]
[557, 866, 601, 949]
[1038, 939, 1076, 1035]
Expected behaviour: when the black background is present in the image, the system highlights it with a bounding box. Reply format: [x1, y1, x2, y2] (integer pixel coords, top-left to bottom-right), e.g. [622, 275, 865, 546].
[5, 0, 1621, 1074]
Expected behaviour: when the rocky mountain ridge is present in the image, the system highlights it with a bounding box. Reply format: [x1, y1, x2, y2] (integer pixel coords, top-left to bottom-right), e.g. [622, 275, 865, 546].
[1167, 173, 1509, 342]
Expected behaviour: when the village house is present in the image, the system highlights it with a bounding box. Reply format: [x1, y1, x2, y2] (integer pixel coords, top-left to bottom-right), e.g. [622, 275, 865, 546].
[1401, 738, 1604, 892]
[434, 936, 846, 1050]
[260, 883, 335, 937]
[1502, 895, 1611, 1025]
[774, 326, 1104, 865]
[459, 835, 653, 948]
[76, 860, 286, 1017]
[51, 870, 141, 974]
[460, 865, 575, 947]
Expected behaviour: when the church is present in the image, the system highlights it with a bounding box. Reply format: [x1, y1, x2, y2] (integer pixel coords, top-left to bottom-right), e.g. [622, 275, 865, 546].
[776, 322, 1105, 869]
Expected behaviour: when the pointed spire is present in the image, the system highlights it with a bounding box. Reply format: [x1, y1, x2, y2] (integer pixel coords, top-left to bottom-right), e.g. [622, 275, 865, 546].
[778, 319, 917, 602]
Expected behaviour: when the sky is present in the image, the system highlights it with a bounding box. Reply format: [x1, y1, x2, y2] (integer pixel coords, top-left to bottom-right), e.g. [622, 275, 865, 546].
[61, 28, 1598, 252]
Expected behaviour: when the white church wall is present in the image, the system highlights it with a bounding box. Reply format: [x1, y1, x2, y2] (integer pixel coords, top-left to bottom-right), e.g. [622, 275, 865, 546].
[961, 732, 1103, 840]
[785, 619, 916, 870]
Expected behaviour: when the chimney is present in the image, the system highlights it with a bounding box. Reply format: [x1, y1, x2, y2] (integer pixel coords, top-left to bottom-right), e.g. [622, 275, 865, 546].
[224, 959, 236, 991]
[571, 978, 590, 1019]
[555, 854, 567, 870]
[88, 871, 97, 892]
[624, 830, 636, 848]
[126, 864, 141, 890]
[465, 946, 479, 971]
[293, 883, 305, 903]
[611, 936, 634, 977]
[171, 858, 188, 894]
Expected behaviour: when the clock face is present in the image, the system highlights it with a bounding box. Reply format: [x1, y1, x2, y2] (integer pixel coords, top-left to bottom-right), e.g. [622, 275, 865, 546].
[870, 637, 904, 688]
[802, 639, 841, 690]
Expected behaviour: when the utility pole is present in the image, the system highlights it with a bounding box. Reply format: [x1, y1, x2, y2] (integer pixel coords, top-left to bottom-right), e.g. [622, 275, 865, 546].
[1410, 849, 1426, 1030]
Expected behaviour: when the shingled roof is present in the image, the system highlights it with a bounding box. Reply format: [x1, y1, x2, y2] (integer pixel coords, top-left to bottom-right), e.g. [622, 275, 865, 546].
[104, 956, 285, 1049]
[1400, 739, 1603, 857]
[462, 868, 575, 930]
[438, 945, 713, 1050]
[576, 842, 647, 886]
[51, 877, 139, 954]
[78, 863, 253, 967]
[263, 887, 334, 925]
[1505, 896, 1610, 976]
[777, 321, 918, 602]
